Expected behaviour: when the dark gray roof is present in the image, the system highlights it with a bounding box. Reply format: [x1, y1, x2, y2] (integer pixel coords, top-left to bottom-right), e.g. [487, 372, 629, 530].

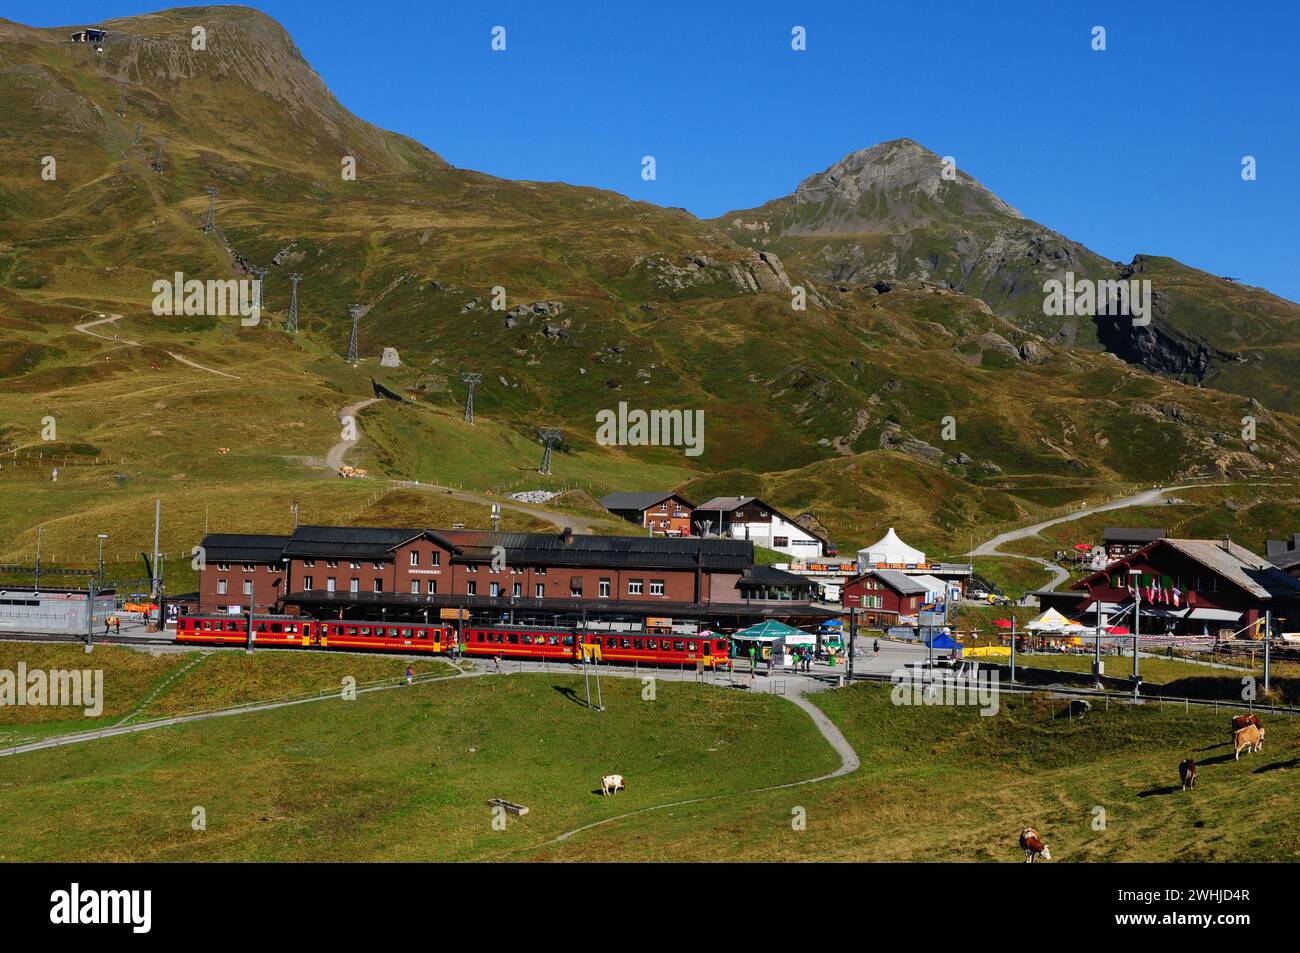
[599, 491, 692, 512]
[201, 534, 290, 564]
[849, 568, 928, 596]
[1103, 527, 1167, 543]
[283, 525, 427, 560]
[737, 566, 817, 590]
[437, 529, 752, 571]
[1159, 539, 1300, 600]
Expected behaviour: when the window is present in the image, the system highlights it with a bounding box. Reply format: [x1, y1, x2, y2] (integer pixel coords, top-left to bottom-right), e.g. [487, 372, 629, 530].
[243, 563, 255, 571]
[372, 561, 384, 570]
[303, 576, 314, 591]
[430, 552, 440, 566]
[349, 578, 359, 593]
[326, 577, 336, 592]
[350, 560, 361, 569]
[242, 580, 253, 596]
[466, 564, 477, 573]
[216, 563, 230, 571]
[570, 578, 583, 597]
[649, 579, 665, 596]
[410, 581, 420, 594]
[513, 583, 522, 597]
[490, 582, 500, 597]
[599, 578, 611, 598]
[535, 584, 545, 598]
[217, 579, 227, 595]
[774, 537, 788, 548]
[373, 579, 383, 593]
[304, 559, 316, 568]
[467, 581, 477, 596]
[327, 560, 338, 568]
[410, 551, 420, 566]
[427, 580, 437, 595]
[628, 579, 644, 596]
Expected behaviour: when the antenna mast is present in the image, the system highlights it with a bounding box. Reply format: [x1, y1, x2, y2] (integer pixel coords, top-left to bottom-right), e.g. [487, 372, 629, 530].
[287, 273, 302, 333]
[537, 428, 562, 476]
[462, 372, 482, 423]
[346, 305, 363, 363]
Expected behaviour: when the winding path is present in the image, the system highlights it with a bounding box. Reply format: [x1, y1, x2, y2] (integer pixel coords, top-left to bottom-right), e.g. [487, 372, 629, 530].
[970, 482, 1238, 591]
[74, 313, 238, 379]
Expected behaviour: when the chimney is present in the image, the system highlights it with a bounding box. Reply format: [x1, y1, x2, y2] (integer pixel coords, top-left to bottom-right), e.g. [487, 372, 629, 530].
[561, 527, 573, 546]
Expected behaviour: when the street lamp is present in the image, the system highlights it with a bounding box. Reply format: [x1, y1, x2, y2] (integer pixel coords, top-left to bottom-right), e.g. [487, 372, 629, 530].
[97, 533, 108, 586]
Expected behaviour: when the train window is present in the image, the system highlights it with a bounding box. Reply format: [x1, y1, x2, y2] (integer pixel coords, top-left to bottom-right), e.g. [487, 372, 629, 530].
[603, 638, 614, 648]
[320, 625, 330, 635]
[360, 627, 372, 637]
[201, 620, 211, 630]
[270, 623, 283, 633]
[507, 634, 519, 644]
[547, 635, 558, 646]
[715, 640, 727, 652]
[647, 639, 658, 650]
[521, 635, 533, 645]
[687, 641, 697, 652]
[345, 626, 358, 636]
[417, 629, 427, 640]
[562, 636, 574, 646]
[620, 639, 631, 649]
[673, 641, 685, 651]
[633, 639, 643, 650]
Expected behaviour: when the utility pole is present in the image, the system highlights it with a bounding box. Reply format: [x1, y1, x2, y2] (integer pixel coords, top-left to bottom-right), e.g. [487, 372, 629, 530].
[287, 273, 302, 333]
[538, 428, 562, 476]
[290, 500, 299, 529]
[1094, 598, 1103, 678]
[1009, 615, 1016, 685]
[246, 589, 255, 653]
[847, 607, 856, 680]
[152, 499, 161, 603]
[34, 527, 42, 592]
[1264, 610, 1272, 696]
[87, 577, 97, 647]
[202, 187, 217, 233]
[462, 372, 481, 423]
[97, 533, 108, 587]
[346, 305, 363, 363]
[1130, 568, 1142, 697]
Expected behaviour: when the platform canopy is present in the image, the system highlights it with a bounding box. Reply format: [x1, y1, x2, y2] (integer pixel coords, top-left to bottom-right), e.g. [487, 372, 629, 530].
[858, 527, 926, 566]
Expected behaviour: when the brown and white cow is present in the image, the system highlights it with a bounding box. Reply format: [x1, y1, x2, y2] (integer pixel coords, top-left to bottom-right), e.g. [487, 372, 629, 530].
[1019, 828, 1051, 863]
[601, 774, 626, 796]
[1179, 759, 1196, 791]
[1233, 724, 1264, 760]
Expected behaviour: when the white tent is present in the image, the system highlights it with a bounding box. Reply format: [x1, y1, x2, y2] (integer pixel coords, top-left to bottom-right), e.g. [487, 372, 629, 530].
[1026, 607, 1086, 632]
[858, 527, 926, 567]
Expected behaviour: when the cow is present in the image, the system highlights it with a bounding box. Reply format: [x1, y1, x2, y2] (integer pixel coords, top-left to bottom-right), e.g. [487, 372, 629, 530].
[1179, 759, 1196, 791]
[1230, 713, 1261, 740]
[601, 774, 626, 796]
[1019, 828, 1051, 863]
[1233, 724, 1264, 761]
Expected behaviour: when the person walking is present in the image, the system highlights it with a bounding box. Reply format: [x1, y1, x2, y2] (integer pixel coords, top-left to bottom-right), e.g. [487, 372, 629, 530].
[113, 615, 121, 635]
[873, 638, 880, 657]
[103, 616, 111, 636]
[405, 665, 413, 685]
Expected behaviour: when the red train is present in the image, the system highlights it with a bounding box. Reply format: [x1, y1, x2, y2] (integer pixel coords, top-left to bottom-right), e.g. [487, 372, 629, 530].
[176, 614, 733, 668]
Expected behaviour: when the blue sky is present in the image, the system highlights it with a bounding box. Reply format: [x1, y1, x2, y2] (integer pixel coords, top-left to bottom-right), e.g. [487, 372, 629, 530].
[15, 1, 1299, 301]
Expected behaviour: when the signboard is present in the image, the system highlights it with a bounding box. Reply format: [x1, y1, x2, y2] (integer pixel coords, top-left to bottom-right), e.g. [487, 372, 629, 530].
[645, 616, 672, 633]
[439, 608, 469, 620]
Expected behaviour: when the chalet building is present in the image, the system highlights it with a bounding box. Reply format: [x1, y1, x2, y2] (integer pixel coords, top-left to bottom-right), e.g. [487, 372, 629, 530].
[1055, 537, 1300, 636]
[691, 496, 828, 559]
[1103, 526, 1167, 558]
[194, 524, 834, 628]
[71, 29, 107, 44]
[840, 569, 929, 627]
[598, 491, 695, 536]
[197, 534, 290, 614]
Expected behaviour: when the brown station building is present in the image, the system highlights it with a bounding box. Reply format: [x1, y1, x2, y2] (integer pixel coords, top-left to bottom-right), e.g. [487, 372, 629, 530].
[195, 524, 833, 629]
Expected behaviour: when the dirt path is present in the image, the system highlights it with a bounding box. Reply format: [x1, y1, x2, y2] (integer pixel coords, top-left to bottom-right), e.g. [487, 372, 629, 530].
[971, 481, 1245, 591]
[326, 398, 605, 533]
[74, 313, 238, 379]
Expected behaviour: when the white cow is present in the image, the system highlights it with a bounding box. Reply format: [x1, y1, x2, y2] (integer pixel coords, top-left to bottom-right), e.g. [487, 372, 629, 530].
[601, 774, 626, 796]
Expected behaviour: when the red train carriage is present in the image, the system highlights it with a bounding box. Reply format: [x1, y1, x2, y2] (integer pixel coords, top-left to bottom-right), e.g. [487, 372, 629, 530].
[176, 614, 449, 654]
[177, 614, 733, 667]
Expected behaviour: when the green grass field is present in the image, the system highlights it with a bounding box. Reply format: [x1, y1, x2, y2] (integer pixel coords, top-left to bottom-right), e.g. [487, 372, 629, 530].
[3, 666, 1298, 861]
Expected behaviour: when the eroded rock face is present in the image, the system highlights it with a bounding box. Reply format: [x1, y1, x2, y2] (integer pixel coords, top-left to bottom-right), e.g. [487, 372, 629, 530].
[379, 347, 400, 367]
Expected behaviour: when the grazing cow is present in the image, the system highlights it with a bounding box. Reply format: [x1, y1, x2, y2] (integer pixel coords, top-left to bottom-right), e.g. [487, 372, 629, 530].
[1019, 828, 1051, 863]
[601, 774, 626, 796]
[1230, 713, 1261, 740]
[1233, 725, 1264, 760]
[1179, 759, 1196, 791]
